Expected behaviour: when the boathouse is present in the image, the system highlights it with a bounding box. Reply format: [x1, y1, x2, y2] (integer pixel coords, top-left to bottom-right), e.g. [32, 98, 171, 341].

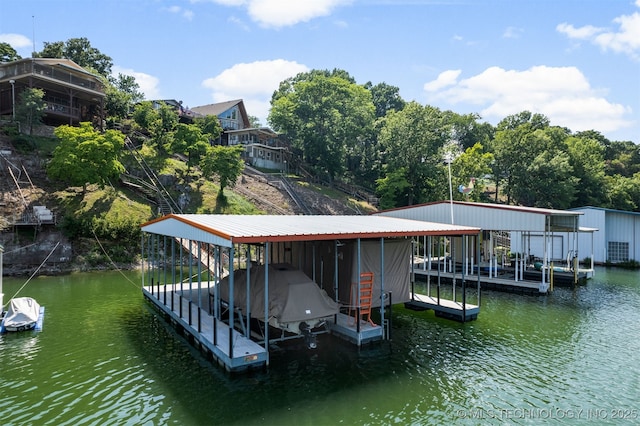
[140, 214, 480, 372]
[570, 206, 640, 264]
[376, 201, 593, 293]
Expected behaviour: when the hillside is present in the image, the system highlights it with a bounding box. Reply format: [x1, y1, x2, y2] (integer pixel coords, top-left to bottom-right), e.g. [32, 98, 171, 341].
[0, 132, 377, 275]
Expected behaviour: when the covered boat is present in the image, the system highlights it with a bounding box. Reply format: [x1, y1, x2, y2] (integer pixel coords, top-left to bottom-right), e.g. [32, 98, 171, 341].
[1, 297, 41, 332]
[216, 263, 339, 346]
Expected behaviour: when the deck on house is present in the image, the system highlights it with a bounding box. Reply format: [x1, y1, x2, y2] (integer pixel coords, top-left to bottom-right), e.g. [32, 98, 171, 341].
[142, 283, 267, 373]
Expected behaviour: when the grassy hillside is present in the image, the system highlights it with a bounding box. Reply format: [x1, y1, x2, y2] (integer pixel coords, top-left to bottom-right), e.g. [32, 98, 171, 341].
[1, 128, 374, 271]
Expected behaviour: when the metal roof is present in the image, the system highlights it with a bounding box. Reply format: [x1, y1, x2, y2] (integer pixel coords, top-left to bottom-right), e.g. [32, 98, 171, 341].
[141, 214, 480, 247]
[377, 201, 582, 232]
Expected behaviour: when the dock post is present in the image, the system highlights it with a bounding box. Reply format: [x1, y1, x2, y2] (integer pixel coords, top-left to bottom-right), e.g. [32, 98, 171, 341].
[462, 235, 466, 323]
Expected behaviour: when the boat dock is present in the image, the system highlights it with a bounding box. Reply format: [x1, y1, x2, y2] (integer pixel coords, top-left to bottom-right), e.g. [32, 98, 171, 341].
[143, 282, 268, 373]
[143, 281, 386, 369]
[405, 293, 479, 321]
[413, 265, 590, 296]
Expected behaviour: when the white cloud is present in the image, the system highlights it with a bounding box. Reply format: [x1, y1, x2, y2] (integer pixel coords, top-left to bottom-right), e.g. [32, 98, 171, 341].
[424, 69, 461, 91]
[164, 5, 194, 20]
[112, 65, 161, 100]
[424, 65, 633, 134]
[503, 26, 523, 39]
[557, 6, 640, 60]
[202, 59, 309, 124]
[206, 0, 352, 28]
[0, 33, 33, 54]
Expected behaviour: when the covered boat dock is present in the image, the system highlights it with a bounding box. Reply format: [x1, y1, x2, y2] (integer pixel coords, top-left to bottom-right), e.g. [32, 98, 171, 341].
[377, 201, 594, 294]
[140, 214, 480, 372]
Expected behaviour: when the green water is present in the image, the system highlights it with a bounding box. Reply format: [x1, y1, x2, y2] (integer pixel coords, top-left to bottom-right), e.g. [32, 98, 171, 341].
[1, 268, 639, 425]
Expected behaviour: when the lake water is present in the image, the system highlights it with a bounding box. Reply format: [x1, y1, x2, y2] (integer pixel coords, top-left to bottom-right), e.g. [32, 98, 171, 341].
[1, 267, 639, 425]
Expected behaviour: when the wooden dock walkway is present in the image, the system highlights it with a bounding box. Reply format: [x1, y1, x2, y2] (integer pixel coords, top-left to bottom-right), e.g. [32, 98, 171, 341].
[142, 283, 267, 373]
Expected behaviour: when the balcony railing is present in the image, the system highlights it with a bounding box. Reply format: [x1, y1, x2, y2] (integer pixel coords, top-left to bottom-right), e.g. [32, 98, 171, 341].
[1, 60, 104, 93]
[45, 101, 80, 119]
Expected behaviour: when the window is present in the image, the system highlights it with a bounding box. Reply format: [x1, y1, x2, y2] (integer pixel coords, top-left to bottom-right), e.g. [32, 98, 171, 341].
[608, 241, 629, 263]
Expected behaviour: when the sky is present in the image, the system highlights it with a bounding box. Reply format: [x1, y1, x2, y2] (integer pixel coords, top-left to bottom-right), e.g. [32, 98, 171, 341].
[1, 0, 639, 142]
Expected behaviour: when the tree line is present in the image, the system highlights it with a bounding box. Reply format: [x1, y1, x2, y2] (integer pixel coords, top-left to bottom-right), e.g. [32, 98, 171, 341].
[2, 39, 639, 212]
[268, 69, 639, 211]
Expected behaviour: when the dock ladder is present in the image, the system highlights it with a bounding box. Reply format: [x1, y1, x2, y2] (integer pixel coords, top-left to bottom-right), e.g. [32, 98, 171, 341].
[349, 272, 376, 326]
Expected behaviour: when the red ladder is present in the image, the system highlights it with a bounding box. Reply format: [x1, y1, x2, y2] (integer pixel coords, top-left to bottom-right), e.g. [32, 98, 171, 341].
[349, 272, 376, 326]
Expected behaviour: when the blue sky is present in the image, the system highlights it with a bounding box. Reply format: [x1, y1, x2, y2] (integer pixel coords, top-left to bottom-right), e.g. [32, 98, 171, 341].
[2, 0, 639, 142]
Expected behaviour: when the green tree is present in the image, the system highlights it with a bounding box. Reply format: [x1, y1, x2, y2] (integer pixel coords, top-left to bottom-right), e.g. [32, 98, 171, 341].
[131, 101, 179, 154]
[378, 102, 449, 206]
[448, 112, 494, 151]
[375, 167, 410, 210]
[269, 69, 375, 181]
[200, 145, 245, 202]
[105, 73, 144, 121]
[248, 115, 261, 128]
[194, 114, 223, 141]
[491, 111, 553, 204]
[171, 123, 210, 170]
[0, 42, 21, 62]
[132, 101, 160, 133]
[566, 134, 607, 207]
[603, 174, 636, 211]
[15, 87, 46, 135]
[48, 122, 125, 192]
[451, 142, 494, 201]
[521, 150, 577, 209]
[364, 81, 406, 118]
[38, 37, 113, 77]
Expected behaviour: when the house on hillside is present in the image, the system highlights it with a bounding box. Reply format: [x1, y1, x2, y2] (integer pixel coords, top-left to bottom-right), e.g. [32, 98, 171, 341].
[191, 99, 288, 171]
[150, 99, 198, 123]
[0, 58, 106, 127]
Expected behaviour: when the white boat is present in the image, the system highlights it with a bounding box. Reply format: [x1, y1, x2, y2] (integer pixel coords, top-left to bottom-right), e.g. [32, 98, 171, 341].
[1, 297, 41, 332]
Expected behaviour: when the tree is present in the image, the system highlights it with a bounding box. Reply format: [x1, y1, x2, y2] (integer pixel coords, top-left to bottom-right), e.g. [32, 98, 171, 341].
[48, 122, 125, 192]
[448, 111, 494, 150]
[378, 102, 450, 206]
[200, 145, 245, 202]
[15, 88, 46, 135]
[171, 123, 210, 170]
[603, 174, 636, 211]
[364, 81, 406, 118]
[566, 134, 607, 207]
[451, 143, 494, 202]
[132, 101, 160, 134]
[194, 114, 223, 141]
[248, 115, 261, 128]
[269, 69, 375, 181]
[0, 42, 21, 62]
[490, 111, 553, 204]
[375, 167, 410, 210]
[105, 73, 145, 121]
[38, 37, 113, 77]
[520, 150, 577, 209]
